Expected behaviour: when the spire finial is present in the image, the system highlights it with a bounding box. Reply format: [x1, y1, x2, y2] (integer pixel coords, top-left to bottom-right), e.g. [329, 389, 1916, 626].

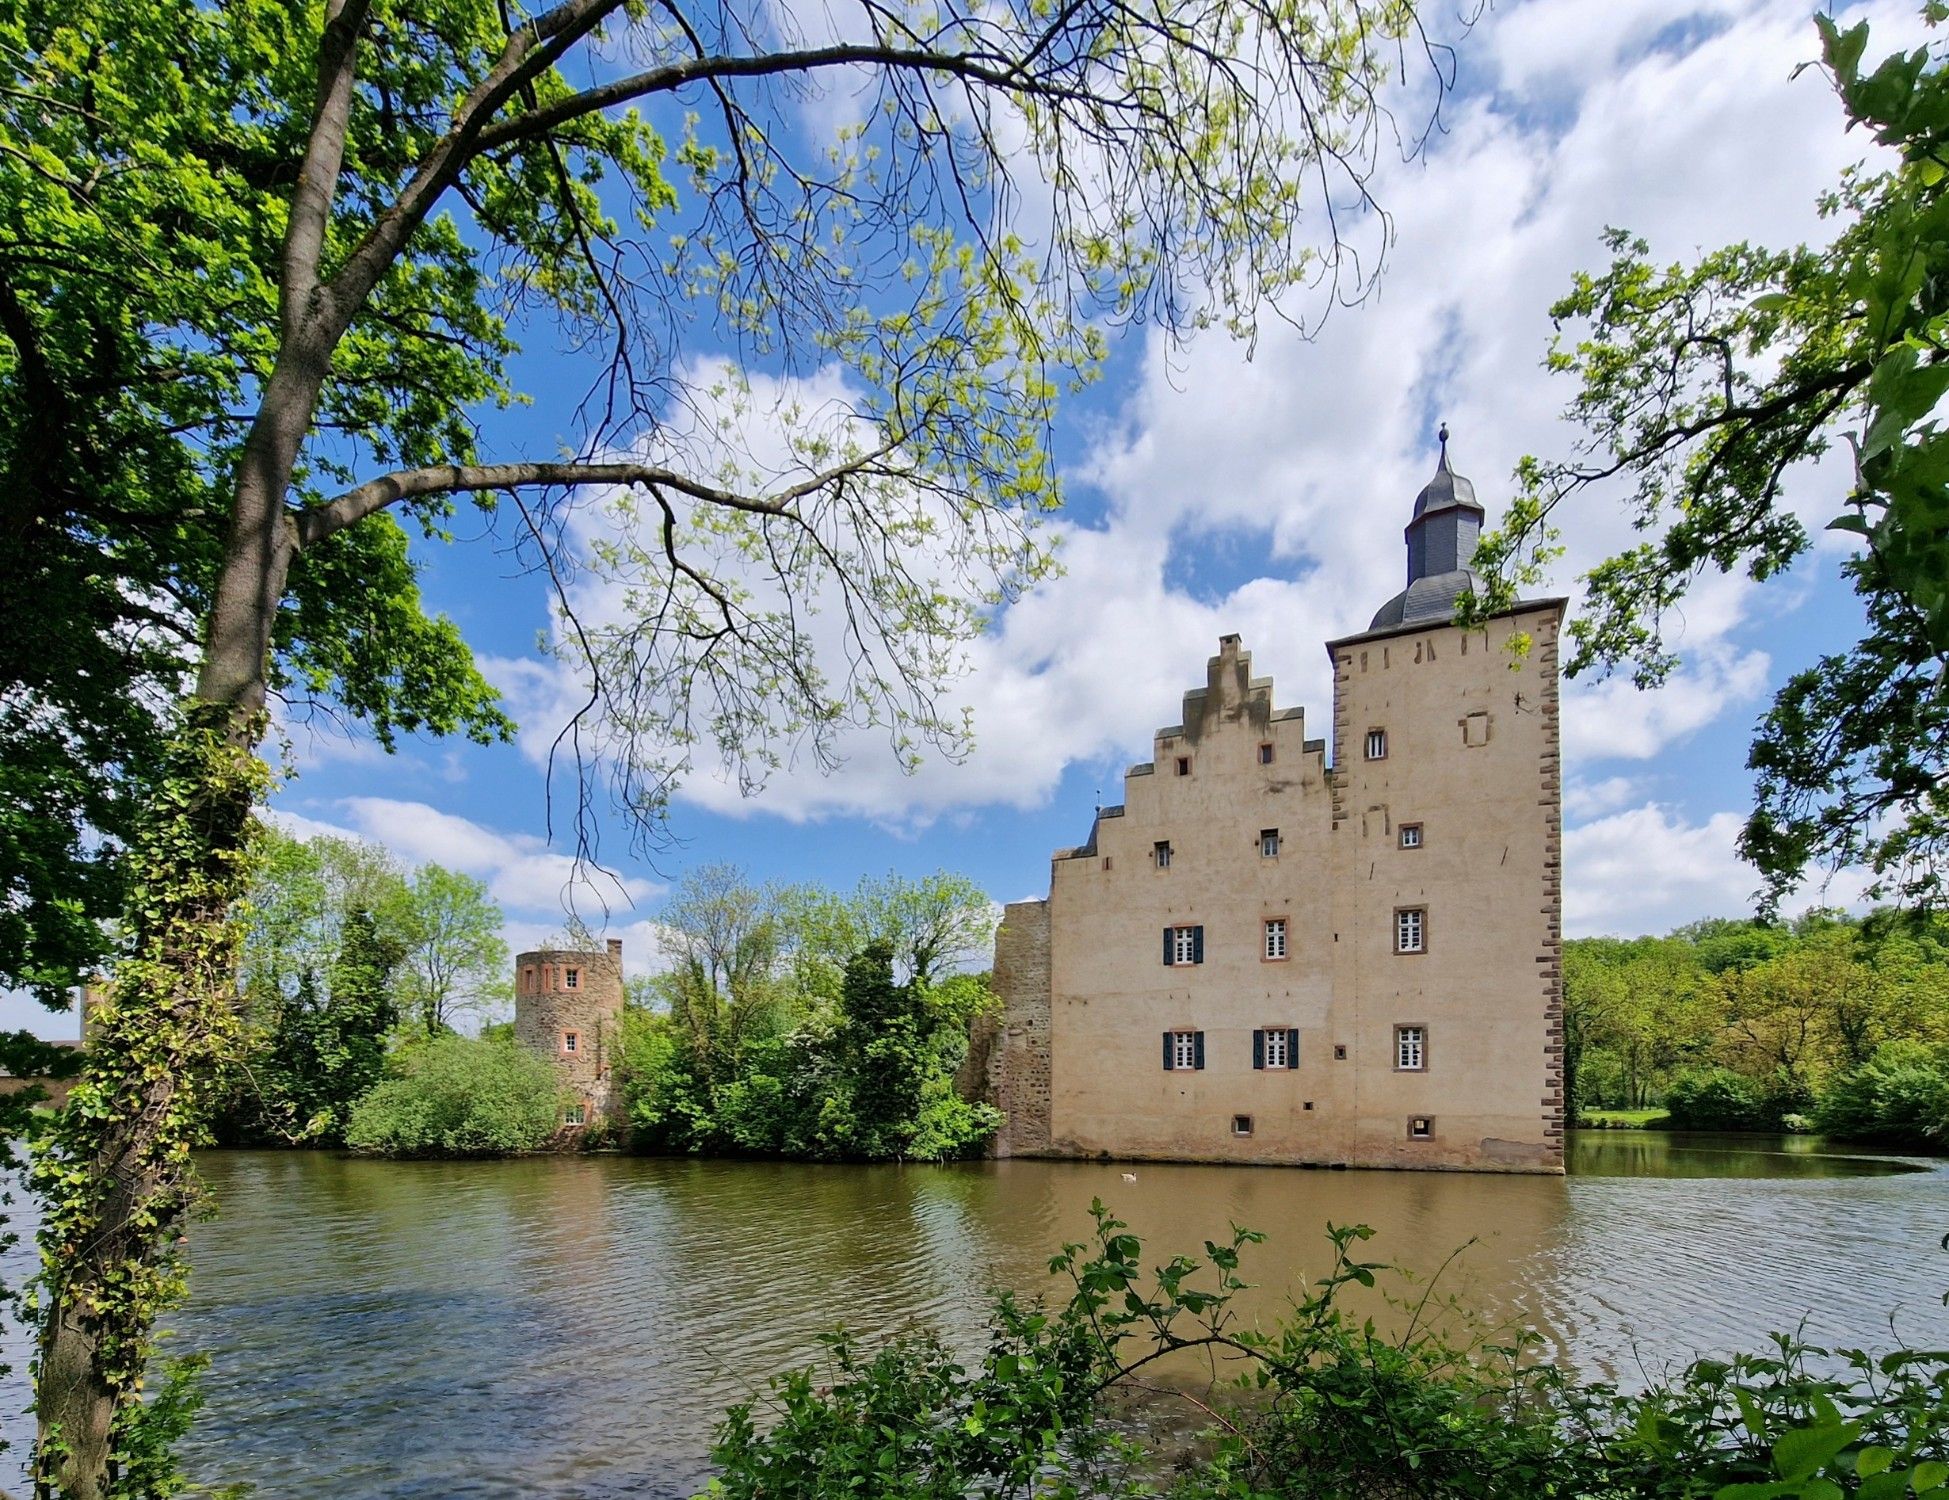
[1437, 421, 1450, 468]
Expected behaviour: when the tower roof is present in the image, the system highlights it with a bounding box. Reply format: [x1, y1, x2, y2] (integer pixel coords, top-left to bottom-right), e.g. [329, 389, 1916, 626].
[1369, 424, 1487, 630]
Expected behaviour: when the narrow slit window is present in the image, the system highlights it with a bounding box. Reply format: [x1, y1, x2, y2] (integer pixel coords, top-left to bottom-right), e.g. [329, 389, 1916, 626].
[1257, 742, 1275, 765]
[1175, 755, 1192, 776]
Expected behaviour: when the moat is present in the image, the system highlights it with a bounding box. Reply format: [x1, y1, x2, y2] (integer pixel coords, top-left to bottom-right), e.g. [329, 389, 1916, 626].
[5, 1135, 1947, 1498]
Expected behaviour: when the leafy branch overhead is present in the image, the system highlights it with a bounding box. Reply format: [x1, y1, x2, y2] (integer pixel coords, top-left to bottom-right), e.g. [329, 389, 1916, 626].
[1469, 13, 1949, 915]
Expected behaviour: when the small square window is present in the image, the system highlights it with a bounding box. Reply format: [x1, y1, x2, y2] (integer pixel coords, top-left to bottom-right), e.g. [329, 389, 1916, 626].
[1257, 742, 1275, 765]
[1175, 756, 1192, 776]
[1154, 840, 1173, 869]
[1264, 918, 1287, 961]
[1303, 1100, 1314, 1111]
[1232, 1114, 1254, 1137]
[565, 1103, 588, 1127]
[565, 968, 580, 989]
[1365, 728, 1387, 761]
[1395, 908, 1425, 954]
[1396, 1026, 1426, 1072]
[1333, 1044, 1348, 1061]
[562, 1030, 580, 1054]
[1409, 1116, 1434, 1140]
[1399, 823, 1423, 849]
[1260, 828, 1280, 858]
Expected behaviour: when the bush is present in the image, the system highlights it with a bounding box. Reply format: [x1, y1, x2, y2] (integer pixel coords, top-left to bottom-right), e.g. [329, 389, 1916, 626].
[706, 1209, 1949, 1500]
[1660, 1066, 1809, 1131]
[1814, 1042, 1949, 1147]
[344, 1034, 562, 1157]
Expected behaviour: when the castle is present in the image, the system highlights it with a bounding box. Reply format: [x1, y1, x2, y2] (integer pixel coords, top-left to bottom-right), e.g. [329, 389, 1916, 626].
[979, 438, 1568, 1172]
[514, 939, 624, 1133]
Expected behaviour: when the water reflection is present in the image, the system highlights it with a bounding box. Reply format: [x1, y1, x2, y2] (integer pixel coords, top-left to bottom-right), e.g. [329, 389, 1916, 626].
[0, 1138, 1942, 1500]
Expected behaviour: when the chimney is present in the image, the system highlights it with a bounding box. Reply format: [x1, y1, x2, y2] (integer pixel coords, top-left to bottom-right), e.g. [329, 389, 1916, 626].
[607, 937, 623, 964]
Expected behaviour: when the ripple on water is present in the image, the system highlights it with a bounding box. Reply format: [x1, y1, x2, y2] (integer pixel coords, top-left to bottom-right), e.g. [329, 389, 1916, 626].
[2, 1142, 1945, 1499]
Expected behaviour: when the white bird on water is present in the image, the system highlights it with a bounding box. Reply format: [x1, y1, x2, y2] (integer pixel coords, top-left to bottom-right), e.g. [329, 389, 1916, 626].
[1119, 1172, 1137, 1183]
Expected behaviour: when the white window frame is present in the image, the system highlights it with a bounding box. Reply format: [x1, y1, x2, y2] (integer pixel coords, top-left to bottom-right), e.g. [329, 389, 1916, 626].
[1399, 823, 1423, 849]
[565, 1102, 588, 1126]
[1365, 728, 1387, 761]
[1231, 1113, 1254, 1137]
[1154, 840, 1173, 869]
[1263, 1028, 1290, 1069]
[1264, 918, 1287, 960]
[1396, 1026, 1426, 1072]
[1171, 926, 1198, 965]
[565, 967, 580, 989]
[1260, 828, 1280, 858]
[1395, 908, 1425, 954]
[562, 1030, 580, 1054]
[1170, 1030, 1198, 1070]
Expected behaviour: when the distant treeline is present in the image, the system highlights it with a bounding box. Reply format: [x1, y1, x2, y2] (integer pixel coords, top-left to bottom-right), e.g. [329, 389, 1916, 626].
[1567, 910, 1949, 1146]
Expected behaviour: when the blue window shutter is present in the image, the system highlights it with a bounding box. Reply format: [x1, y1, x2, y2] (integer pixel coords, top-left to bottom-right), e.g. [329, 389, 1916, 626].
[1192, 925, 1205, 964]
[1287, 1028, 1300, 1065]
[1163, 927, 1174, 966]
[1252, 1029, 1265, 1069]
[1162, 1031, 1173, 1070]
[1194, 1031, 1206, 1070]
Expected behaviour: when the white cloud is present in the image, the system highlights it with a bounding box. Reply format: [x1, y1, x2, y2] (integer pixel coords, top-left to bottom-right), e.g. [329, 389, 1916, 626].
[443, 0, 1915, 921]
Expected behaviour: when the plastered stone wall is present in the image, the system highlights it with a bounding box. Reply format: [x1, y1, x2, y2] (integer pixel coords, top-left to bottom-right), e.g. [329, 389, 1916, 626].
[514, 941, 624, 1137]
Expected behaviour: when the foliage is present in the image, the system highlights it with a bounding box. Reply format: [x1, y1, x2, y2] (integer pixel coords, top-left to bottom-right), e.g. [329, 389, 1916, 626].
[392, 863, 509, 1034]
[1565, 909, 1949, 1124]
[1471, 12, 1949, 913]
[1812, 1041, 1949, 1148]
[622, 868, 1000, 1161]
[344, 1033, 562, 1158]
[701, 1206, 1949, 1500]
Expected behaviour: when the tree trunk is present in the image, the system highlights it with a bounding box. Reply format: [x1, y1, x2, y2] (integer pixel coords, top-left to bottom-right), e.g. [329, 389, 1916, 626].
[33, 365, 314, 1498]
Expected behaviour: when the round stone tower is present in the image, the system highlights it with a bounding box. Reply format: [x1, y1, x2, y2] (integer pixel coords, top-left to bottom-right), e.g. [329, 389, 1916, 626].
[514, 938, 624, 1133]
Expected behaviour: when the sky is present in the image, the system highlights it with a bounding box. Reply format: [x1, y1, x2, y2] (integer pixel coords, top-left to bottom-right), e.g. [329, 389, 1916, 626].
[10, 0, 1922, 1038]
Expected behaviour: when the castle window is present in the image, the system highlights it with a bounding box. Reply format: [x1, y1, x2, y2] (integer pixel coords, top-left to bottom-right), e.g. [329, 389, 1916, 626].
[1260, 828, 1280, 858]
[1254, 1027, 1294, 1070]
[565, 1102, 588, 1127]
[562, 1030, 580, 1054]
[1264, 918, 1287, 960]
[1175, 755, 1191, 776]
[1232, 1114, 1254, 1137]
[522, 966, 535, 993]
[1333, 1044, 1348, 1061]
[1395, 908, 1425, 954]
[1258, 742, 1275, 765]
[1165, 925, 1203, 966]
[1164, 1029, 1204, 1070]
[565, 968, 580, 989]
[1154, 840, 1173, 869]
[1399, 823, 1423, 849]
[1365, 728, 1388, 760]
[1408, 1115, 1435, 1140]
[1396, 1026, 1426, 1072]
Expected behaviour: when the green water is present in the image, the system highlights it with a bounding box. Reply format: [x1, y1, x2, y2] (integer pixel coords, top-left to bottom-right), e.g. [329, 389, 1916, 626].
[5, 1134, 1944, 1498]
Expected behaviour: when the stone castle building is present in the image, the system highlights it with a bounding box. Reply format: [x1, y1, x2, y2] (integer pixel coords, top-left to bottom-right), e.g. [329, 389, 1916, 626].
[980, 438, 1567, 1172]
[514, 940, 625, 1132]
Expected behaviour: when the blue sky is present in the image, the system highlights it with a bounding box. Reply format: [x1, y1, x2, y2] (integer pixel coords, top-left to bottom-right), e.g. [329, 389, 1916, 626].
[10, 0, 1918, 1037]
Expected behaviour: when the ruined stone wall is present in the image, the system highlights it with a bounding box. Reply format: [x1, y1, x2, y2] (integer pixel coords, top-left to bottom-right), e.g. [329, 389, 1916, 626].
[984, 899, 1053, 1156]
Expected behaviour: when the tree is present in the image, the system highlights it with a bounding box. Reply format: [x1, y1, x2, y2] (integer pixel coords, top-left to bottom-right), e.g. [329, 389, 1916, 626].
[393, 864, 508, 1034]
[1472, 13, 1949, 914]
[5, 0, 1450, 1488]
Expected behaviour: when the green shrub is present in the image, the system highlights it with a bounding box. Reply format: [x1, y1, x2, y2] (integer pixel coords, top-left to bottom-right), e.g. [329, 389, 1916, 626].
[1662, 1067, 1790, 1131]
[1815, 1041, 1949, 1147]
[344, 1034, 562, 1157]
[703, 1209, 1949, 1500]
